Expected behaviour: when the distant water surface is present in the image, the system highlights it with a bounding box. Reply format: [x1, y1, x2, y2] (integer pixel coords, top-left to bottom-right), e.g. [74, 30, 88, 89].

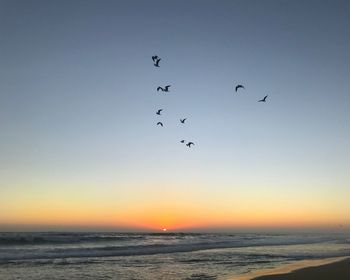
[0, 232, 349, 280]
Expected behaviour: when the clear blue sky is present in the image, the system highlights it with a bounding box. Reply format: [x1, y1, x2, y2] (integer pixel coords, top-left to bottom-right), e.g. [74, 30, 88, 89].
[0, 0, 350, 231]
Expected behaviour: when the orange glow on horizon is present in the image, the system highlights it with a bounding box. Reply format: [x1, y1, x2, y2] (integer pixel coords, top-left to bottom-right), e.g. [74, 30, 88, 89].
[3, 204, 349, 229]
[2, 187, 349, 231]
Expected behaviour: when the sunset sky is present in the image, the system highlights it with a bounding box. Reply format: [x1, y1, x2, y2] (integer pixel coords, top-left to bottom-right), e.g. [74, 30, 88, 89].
[1, 0, 350, 232]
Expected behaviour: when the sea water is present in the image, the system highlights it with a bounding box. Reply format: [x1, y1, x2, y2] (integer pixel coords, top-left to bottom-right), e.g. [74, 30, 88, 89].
[0, 232, 349, 280]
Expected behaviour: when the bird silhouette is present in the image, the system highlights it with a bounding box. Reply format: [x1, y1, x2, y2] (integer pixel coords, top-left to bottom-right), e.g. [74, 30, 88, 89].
[186, 142, 194, 147]
[235, 84, 245, 92]
[152, 55, 159, 62]
[156, 109, 163, 115]
[180, 118, 187, 124]
[154, 58, 161, 67]
[258, 95, 268, 102]
[157, 85, 171, 92]
[157, 122, 163, 127]
[180, 140, 185, 143]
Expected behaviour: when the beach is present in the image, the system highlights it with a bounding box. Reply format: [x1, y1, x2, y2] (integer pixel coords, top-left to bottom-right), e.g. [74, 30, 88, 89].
[236, 257, 350, 280]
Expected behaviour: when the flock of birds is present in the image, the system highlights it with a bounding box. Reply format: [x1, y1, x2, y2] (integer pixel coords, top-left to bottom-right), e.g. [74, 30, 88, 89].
[151, 55, 269, 148]
[152, 55, 194, 148]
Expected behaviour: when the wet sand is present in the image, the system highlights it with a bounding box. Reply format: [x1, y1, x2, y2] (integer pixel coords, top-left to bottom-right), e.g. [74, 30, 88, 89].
[233, 257, 350, 280]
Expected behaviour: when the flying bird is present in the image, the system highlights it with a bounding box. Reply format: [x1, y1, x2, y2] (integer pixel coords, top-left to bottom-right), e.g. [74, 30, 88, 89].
[180, 118, 187, 124]
[235, 84, 245, 92]
[258, 95, 268, 102]
[157, 85, 171, 92]
[180, 140, 185, 143]
[156, 109, 163, 115]
[152, 55, 159, 62]
[157, 122, 163, 127]
[154, 58, 161, 67]
[186, 142, 194, 147]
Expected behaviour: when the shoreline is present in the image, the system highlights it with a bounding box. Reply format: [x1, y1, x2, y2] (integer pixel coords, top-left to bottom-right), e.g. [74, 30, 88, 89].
[233, 256, 349, 280]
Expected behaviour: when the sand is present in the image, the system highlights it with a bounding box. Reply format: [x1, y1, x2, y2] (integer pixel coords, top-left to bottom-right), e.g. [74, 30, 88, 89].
[233, 257, 350, 280]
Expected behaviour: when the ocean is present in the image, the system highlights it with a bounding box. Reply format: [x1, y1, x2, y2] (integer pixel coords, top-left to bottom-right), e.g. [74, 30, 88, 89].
[0, 232, 349, 280]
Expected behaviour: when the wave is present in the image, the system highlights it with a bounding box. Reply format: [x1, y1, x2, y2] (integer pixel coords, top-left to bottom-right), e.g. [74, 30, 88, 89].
[0, 233, 147, 245]
[0, 232, 210, 246]
[1, 235, 348, 262]
[0, 232, 340, 246]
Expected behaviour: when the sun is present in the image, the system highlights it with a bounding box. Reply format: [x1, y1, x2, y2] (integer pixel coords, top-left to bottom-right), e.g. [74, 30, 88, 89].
[162, 228, 167, 232]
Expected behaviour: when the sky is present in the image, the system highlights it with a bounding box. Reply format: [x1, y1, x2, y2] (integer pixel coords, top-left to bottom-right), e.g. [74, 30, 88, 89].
[0, 0, 350, 232]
